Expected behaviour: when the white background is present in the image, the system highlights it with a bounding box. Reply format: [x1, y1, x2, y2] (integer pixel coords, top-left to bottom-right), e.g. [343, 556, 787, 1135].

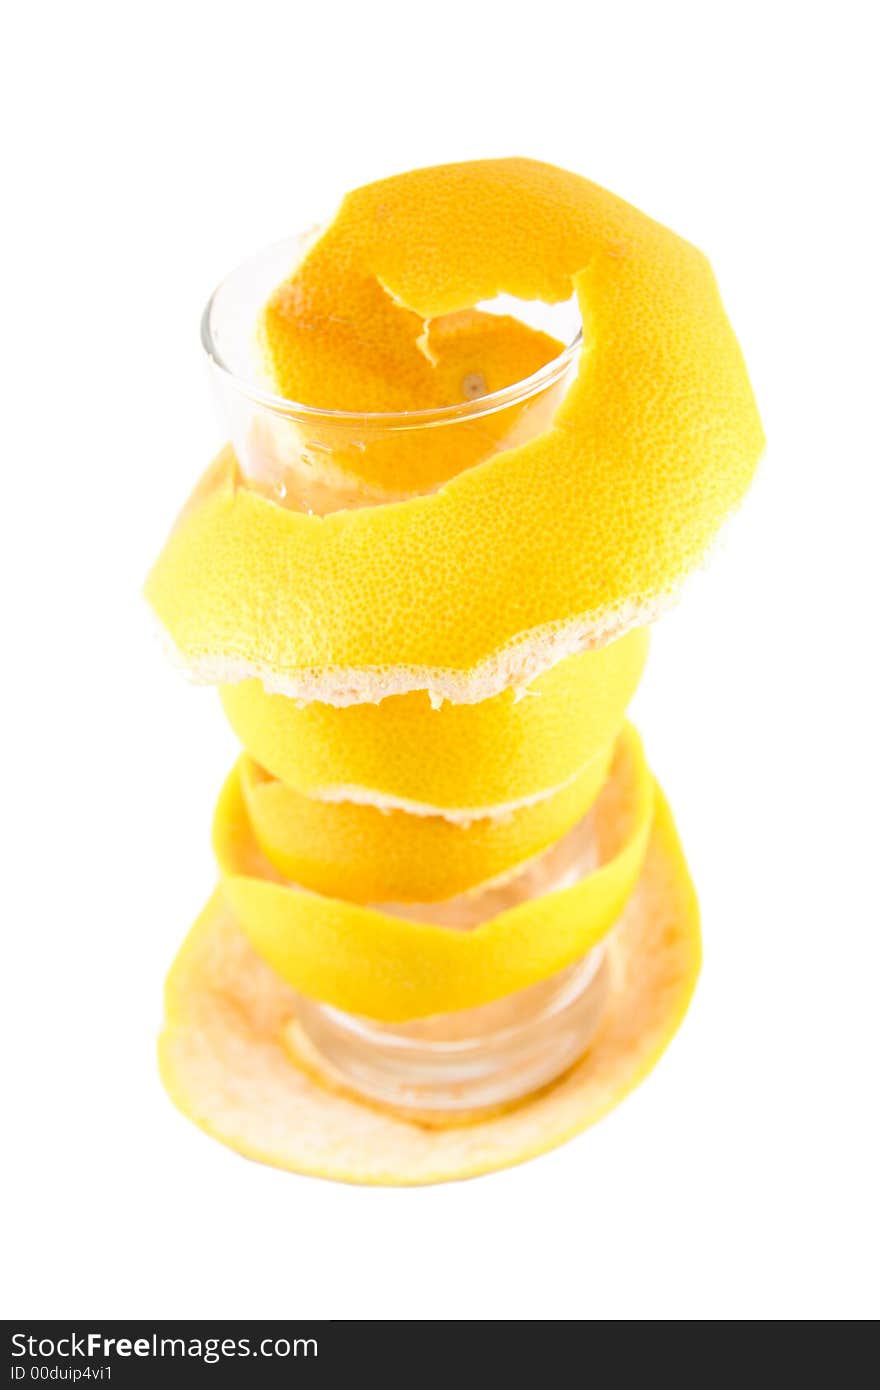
[3, 0, 878, 1322]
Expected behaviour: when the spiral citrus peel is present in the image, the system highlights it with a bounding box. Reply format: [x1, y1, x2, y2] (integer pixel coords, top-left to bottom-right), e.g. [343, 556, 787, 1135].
[146, 158, 761, 705]
[160, 785, 700, 1185]
[220, 628, 648, 818]
[231, 736, 615, 907]
[149, 158, 761, 1184]
[216, 726, 649, 1020]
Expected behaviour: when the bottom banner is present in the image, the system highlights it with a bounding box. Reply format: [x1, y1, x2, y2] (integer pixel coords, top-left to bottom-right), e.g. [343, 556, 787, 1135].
[4, 1320, 550, 1382]
[6, 1323, 326, 1385]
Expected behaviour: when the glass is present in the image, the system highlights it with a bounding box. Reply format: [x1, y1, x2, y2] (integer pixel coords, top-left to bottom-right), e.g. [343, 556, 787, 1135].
[201, 232, 583, 515]
[204, 233, 611, 1114]
[294, 808, 610, 1113]
[295, 949, 610, 1114]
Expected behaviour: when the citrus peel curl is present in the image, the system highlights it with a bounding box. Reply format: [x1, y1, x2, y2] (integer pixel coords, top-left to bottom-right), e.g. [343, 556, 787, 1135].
[214, 725, 652, 1022]
[146, 158, 763, 705]
[159, 779, 700, 1185]
[150, 157, 759, 1181]
[235, 738, 612, 905]
[219, 628, 648, 818]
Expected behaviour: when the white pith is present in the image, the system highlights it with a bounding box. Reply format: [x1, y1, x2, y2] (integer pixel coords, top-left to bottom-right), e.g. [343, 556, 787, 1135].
[160, 588, 677, 710]
[307, 766, 583, 825]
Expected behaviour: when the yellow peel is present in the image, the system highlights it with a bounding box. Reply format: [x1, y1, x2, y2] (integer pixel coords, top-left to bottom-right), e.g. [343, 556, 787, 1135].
[219, 628, 648, 816]
[159, 780, 700, 1185]
[257, 303, 567, 499]
[262, 218, 564, 414]
[213, 724, 653, 1021]
[236, 739, 612, 905]
[146, 160, 762, 703]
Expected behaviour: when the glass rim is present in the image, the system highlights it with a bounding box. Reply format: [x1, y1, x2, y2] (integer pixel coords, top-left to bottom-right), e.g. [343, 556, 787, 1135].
[200, 241, 583, 431]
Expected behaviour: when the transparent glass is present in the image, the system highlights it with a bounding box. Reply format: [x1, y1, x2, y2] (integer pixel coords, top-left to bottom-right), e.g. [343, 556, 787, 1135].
[294, 809, 610, 1113]
[295, 949, 610, 1114]
[201, 232, 583, 514]
[204, 234, 609, 1114]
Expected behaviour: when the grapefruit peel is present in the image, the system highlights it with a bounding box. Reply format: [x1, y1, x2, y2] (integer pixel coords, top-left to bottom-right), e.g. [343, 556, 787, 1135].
[213, 725, 652, 1022]
[236, 739, 613, 905]
[219, 628, 648, 819]
[146, 158, 764, 707]
[159, 780, 699, 1185]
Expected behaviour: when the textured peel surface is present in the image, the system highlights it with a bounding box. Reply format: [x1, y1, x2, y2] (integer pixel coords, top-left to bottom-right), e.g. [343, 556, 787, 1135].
[219, 628, 647, 817]
[159, 781, 699, 1185]
[262, 240, 563, 417]
[245, 309, 569, 512]
[233, 739, 612, 905]
[146, 158, 762, 703]
[213, 725, 652, 1021]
